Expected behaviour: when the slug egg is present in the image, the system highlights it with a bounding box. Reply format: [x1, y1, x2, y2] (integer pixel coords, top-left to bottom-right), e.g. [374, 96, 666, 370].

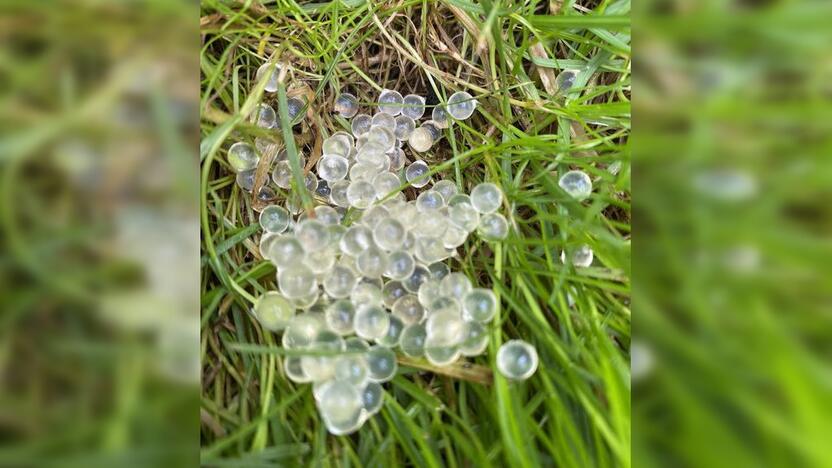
[496, 340, 539, 380]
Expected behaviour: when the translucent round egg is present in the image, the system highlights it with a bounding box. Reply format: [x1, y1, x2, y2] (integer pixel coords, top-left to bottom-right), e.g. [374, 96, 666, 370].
[275, 97, 306, 129]
[366, 345, 397, 382]
[372, 218, 406, 251]
[447, 91, 477, 120]
[361, 381, 385, 415]
[357, 245, 389, 278]
[351, 113, 372, 136]
[416, 190, 444, 212]
[442, 224, 467, 249]
[421, 121, 442, 142]
[414, 237, 449, 264]
[283, 313, 326, 349]
[407, 127, 433, 153]
[431, 104, 450, 129]
[329, 180, 351, 208]
[340, 225, 374, 257]
[367, 126, 396, 152]
[236, 169, 256, 192]
[439, 272, 472, 300]
[347, 180, 377, 209]
[390, 201, 419, 230]
[373, 171, 401, 199]
[354, 304, 391, 340]
[558, 170, 592, 200]
[333, 131, 355, 150]
[417, 279, 440, 308]
[430, 180, 457, 201]
[334, 354, 369, 387]
[496, 339, 538, 380]
[277, 264, 318, 299]
[555, 69, 579, 94]
[400, 323, 427, 358]
[461, 288, 498, 323]
[459, 320, 488, 356]
[382, 281, 407, 308]
[334, 92, 359, 118]
[377, 89, 404, 116]
[447, 202, 479, 233]
[424, 336, 461, 366]
[313, 205, 341, 226]
[271, 160, 292, 189]
[295, 219, 330, 252]
[322, 136, 351, 158]
[405, 160, 431, 187]
[447, 193, 471, 207]
[302, 248, 336, 275]
[305, 172, 319, 192]
[252, 292, 294, 331]
[284, 356, 310, 383]
[268, 235, 306, 268]
[254, 103, 276, 128]
[561, 244, 593, 268]
[289, 289, 320, 310]
[255, 186, 277, 208]
[426, 310, 465, 347]
[412, 213, 448, 240]
[394, 115, 416, 140]
[319, 380, 363, 426]
[402, 265, 431, 293]
[401, 94, 426, 119]
[477, 212, 509, 241]
[388, 148, 406, 172]
[470, 182, 503, 214]
[317, 155, 349, 182]
[322, 407, 363, 436]
[228, 142, 259, 172]
[377, 314, 404, 348]
[369, 110, 394, 130]
[255, 137, 278, 157]
[323, 265, 359, 299]
[429, 297, 462, 320]
[259, 232, 278, 259]
[392, 294, 425, 325]
[259, 205, 290, 233]
[359, 205, 390, 229]
[351, 281, 383, 307]
[349, 162, 378, 183]
[255, 62, 282, 93]
[426, 262, 450, 280]
[385, 250, 416, 281]
[324, 299, 356, 335]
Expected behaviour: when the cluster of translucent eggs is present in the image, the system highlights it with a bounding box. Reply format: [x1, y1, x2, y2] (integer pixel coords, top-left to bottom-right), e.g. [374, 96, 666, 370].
[234, 69, 540, 435]
[252, 180, 531, 434]
[334, 88, 476, 156]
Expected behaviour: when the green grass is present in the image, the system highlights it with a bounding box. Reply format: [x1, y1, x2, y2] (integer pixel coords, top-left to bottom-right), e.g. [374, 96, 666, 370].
[200, 0, 630, 466]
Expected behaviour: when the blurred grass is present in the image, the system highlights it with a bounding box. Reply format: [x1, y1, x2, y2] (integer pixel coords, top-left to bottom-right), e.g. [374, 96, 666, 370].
[634, 1, 832, 467]
[200, 0, 630, 466]
[0, 1, 199, 467]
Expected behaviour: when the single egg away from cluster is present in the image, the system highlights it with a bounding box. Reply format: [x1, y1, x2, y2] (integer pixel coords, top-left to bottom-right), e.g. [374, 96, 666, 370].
[558, 170, 592, 200]
[497, 339, 539, 380]
[447, 91, 477, 120]
[227, 142, 259, 172]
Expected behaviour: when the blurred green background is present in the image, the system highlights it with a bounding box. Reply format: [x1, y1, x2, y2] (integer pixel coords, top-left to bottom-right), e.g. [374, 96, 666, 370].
[0, 1, 199, 466]
[634, 1, 832, 467]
